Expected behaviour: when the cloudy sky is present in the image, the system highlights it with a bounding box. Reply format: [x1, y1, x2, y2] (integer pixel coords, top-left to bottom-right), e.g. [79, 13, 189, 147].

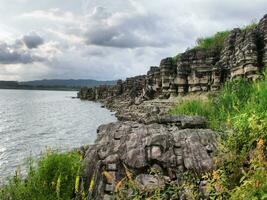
[0, 0, 267, 81]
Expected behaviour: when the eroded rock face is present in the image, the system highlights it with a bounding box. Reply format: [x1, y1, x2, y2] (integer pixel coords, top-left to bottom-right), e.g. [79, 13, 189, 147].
[82, 118, 217, 199]
[220, 28, 261, 81]
[259, 14, 267, 67]
[176, 48, 221, 94]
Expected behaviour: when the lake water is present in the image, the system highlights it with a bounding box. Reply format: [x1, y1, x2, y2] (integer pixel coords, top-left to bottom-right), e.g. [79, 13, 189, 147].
[0, 89, 117, 181]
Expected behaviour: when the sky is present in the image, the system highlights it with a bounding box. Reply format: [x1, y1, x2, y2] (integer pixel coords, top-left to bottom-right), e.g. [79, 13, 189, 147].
[0, 0, 267, 81]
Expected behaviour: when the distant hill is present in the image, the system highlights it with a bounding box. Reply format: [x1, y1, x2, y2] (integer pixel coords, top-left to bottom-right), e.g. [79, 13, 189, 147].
[0, 81, 20, 88]
[20, 79, 117, 88]
[0, 79, 117, 91]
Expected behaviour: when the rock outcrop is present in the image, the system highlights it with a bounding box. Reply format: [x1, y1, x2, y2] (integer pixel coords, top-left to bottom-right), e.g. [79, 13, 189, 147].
[78, 14, 267, 103]
[82, 117, 217, 199]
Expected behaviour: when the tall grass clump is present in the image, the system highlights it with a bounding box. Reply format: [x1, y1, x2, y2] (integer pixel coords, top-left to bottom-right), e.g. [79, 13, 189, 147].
[170, 99, 212, 119]
[0, 151, 82, 200]
[171, 78, 255, 130]
[241, 21, 258, 32]
[195, 31, 230, 50]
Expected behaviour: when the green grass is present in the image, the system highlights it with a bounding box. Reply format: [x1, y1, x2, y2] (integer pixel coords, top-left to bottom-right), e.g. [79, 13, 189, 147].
[170, 72, 267, 199]
[170, 78, 256, 130]
[195, 31, 230, 50]
[241, 21, 258, 32]
[170, 99, 211, 118]
[0, 151, 82, 200]
[192, 21, 258, 51]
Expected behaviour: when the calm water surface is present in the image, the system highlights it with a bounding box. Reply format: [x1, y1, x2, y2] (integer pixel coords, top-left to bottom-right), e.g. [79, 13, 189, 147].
[0, 89, 116, 181]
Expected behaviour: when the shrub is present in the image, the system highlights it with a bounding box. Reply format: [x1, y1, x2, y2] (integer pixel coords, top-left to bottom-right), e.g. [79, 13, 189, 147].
[0, 151, 82, 200]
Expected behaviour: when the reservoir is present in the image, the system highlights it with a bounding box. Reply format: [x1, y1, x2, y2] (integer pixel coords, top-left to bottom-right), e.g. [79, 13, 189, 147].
[0, 89, 117, 181]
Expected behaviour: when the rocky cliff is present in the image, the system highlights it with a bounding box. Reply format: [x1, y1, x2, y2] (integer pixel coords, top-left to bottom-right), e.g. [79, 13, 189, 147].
[79, 14, 267, 103]
[78, 14, 267, 199]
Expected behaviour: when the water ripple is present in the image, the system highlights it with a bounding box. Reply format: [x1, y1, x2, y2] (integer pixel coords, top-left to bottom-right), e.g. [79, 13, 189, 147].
[0, 89, 116, 181]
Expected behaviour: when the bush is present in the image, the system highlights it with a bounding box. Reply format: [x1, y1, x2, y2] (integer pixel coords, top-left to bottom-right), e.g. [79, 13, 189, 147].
[0, 151, 82, 200]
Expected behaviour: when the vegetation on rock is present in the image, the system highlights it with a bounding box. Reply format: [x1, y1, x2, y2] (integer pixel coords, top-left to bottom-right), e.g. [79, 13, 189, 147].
[115, 171, 203, 200]
[194, 31, 230, 50]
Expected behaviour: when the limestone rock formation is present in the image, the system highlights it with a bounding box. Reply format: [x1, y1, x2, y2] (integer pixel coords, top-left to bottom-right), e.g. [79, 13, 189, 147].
[78, 14, 267, 103]
[82, 118, 217, 199]
[259, 14, 267, 67]
[175, 48, 221, 94]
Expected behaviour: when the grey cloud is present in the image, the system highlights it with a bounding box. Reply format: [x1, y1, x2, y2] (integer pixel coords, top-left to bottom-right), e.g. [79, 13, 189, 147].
[0, 34, 47, 65]
[83, 7, 169, 48]
[22, 32, 44, 49]
[0, 42, 44, 64]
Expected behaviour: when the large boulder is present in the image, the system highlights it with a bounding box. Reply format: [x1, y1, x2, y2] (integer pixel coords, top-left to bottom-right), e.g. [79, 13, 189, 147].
[82, 118, 217, 199]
